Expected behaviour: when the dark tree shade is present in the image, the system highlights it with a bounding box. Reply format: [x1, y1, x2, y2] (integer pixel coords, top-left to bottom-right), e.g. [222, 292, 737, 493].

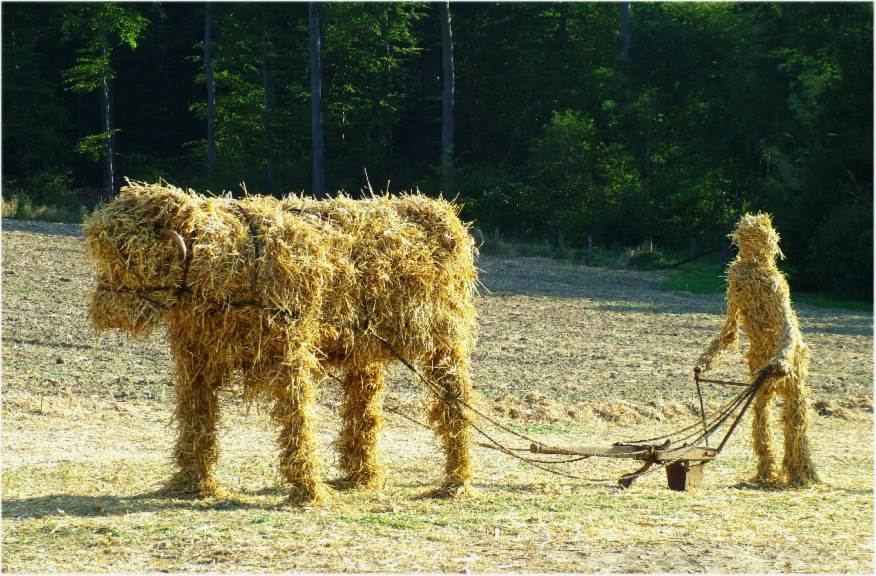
[261, 8, 274, 194]
[309, 2, 325, 199]
[205, 2, 216, 187]
[439, 1, 454, 195]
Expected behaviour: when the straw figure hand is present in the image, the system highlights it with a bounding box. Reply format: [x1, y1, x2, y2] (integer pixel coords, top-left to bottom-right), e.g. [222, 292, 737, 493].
[695, 213, 818, 488]
[86, 183, 478, 504]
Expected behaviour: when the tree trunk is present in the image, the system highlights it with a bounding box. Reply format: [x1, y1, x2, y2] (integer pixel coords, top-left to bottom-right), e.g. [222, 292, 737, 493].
[205, 2, 216, 188]
[261, 10, 274, 194]
[309, 2, 325, 199]
[619, 2, 631, 64]
[619, 2, 631, 105]
[439, 1, 454, 194]
[382, 9, 392, 173]
[100, 33, 114, 198]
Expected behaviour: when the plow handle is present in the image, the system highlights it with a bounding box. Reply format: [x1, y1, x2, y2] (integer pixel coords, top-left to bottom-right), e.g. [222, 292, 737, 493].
[715, 369, 773, 454]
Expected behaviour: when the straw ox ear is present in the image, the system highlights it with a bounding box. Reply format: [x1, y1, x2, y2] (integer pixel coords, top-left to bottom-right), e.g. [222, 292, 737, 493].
[159, 228, 187, 262]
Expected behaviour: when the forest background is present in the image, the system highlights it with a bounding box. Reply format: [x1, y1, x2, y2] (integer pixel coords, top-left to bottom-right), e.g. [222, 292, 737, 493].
[2, 2, 872, 299]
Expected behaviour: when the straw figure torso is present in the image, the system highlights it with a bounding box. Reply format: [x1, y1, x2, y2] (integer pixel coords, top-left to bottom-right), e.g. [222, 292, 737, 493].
[695, 213, 818, 487]
[86, 183, 478, 503]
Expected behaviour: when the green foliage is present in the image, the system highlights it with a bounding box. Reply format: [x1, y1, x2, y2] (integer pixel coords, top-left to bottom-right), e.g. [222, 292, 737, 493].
[449, 165, 532, 237]
[55, 4, 149, 183]
[626, 250, 671, 270]
[810, 201, 874, 299]
[2, 5, 73, 178]
[2, 193, 90, 224]
[24, 170, 76, 203]
[527, 110, 598, 226]
[661, 262, 727, 295]
[60, 4, 150, 92]
[74, 130, 120, 162]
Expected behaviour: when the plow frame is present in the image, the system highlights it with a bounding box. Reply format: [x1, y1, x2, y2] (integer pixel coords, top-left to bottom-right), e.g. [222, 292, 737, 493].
[518, 370, 771, 491]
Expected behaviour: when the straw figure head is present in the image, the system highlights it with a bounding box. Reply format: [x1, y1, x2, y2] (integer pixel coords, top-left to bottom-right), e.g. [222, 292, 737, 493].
[85, 181, 479, 503]
[729, 212, 784, 262]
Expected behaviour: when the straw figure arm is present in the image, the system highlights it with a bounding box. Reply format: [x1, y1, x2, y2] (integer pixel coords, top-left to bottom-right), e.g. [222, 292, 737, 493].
[764, 296, 801, 377]
[695, 277, 741, 374]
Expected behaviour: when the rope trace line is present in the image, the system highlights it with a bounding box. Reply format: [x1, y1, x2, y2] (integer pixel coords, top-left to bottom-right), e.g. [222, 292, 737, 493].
[97, 277, 764, 483]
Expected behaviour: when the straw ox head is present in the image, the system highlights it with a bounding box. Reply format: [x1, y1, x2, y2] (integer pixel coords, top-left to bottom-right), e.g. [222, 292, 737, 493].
[85, 186, 193, 336]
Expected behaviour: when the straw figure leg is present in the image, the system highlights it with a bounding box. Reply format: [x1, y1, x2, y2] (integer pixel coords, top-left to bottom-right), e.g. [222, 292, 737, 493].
[271, 370, 328, 504]
[779, 375, 819, 486]
[426, 349, 474, 496]
[336, 361, 387, 489]
[165, 342, 224, 497]
[751, 385, 781, 485]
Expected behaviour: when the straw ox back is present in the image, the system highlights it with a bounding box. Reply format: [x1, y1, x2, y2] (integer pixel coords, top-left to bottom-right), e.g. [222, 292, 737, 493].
[86, 183, 478, 503]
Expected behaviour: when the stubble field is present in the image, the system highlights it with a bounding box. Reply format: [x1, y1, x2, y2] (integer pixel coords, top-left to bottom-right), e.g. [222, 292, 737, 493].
[2, 219, 872, 572]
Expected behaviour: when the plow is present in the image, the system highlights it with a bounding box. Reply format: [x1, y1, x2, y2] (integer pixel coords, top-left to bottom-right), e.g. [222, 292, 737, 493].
[467, 370, 773, 491]
[511, 371, 773, 491]
[377, 328, 774, 492]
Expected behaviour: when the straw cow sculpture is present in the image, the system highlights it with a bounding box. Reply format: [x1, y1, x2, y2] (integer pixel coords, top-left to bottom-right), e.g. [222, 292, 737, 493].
[695, 213, 818, 487]
[86, 183, 478, 503]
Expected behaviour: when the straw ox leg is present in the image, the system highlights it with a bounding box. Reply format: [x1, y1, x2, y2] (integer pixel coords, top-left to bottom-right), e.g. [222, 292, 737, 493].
[426, 349, 474, 495]
[271, 367, 327, 504]
[165, 340, 223, 497]
[337, 361, 387, 489]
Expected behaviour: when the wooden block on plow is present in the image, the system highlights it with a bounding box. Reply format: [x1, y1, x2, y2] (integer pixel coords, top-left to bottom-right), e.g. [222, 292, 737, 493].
[665, 461, 705, 491]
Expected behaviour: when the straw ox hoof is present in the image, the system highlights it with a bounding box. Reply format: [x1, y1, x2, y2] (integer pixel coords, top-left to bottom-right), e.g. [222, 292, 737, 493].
[86, 182, 479, 502]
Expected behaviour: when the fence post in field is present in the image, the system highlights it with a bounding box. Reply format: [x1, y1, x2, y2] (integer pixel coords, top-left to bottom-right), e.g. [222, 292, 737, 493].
[587, 235, 593, 253]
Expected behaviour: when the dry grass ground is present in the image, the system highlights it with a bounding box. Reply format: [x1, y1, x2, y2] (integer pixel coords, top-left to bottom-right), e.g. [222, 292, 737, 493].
[2, 219, 873, 572]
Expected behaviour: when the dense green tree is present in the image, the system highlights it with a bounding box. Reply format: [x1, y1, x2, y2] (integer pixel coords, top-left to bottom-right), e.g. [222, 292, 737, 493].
[2, 4, 73, 198]
[320, 2, 426, 191]
[59, 3, 149, 197]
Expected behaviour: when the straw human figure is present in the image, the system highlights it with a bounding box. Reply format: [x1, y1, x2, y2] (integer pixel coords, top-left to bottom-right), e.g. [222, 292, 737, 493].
[694, 213, 818, 487]
[86, 183, 478, 504]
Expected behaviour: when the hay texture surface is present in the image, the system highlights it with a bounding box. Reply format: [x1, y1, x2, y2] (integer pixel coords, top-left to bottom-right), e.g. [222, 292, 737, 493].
[86, 182, 478, 502]
[696, 213, 818, 486]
